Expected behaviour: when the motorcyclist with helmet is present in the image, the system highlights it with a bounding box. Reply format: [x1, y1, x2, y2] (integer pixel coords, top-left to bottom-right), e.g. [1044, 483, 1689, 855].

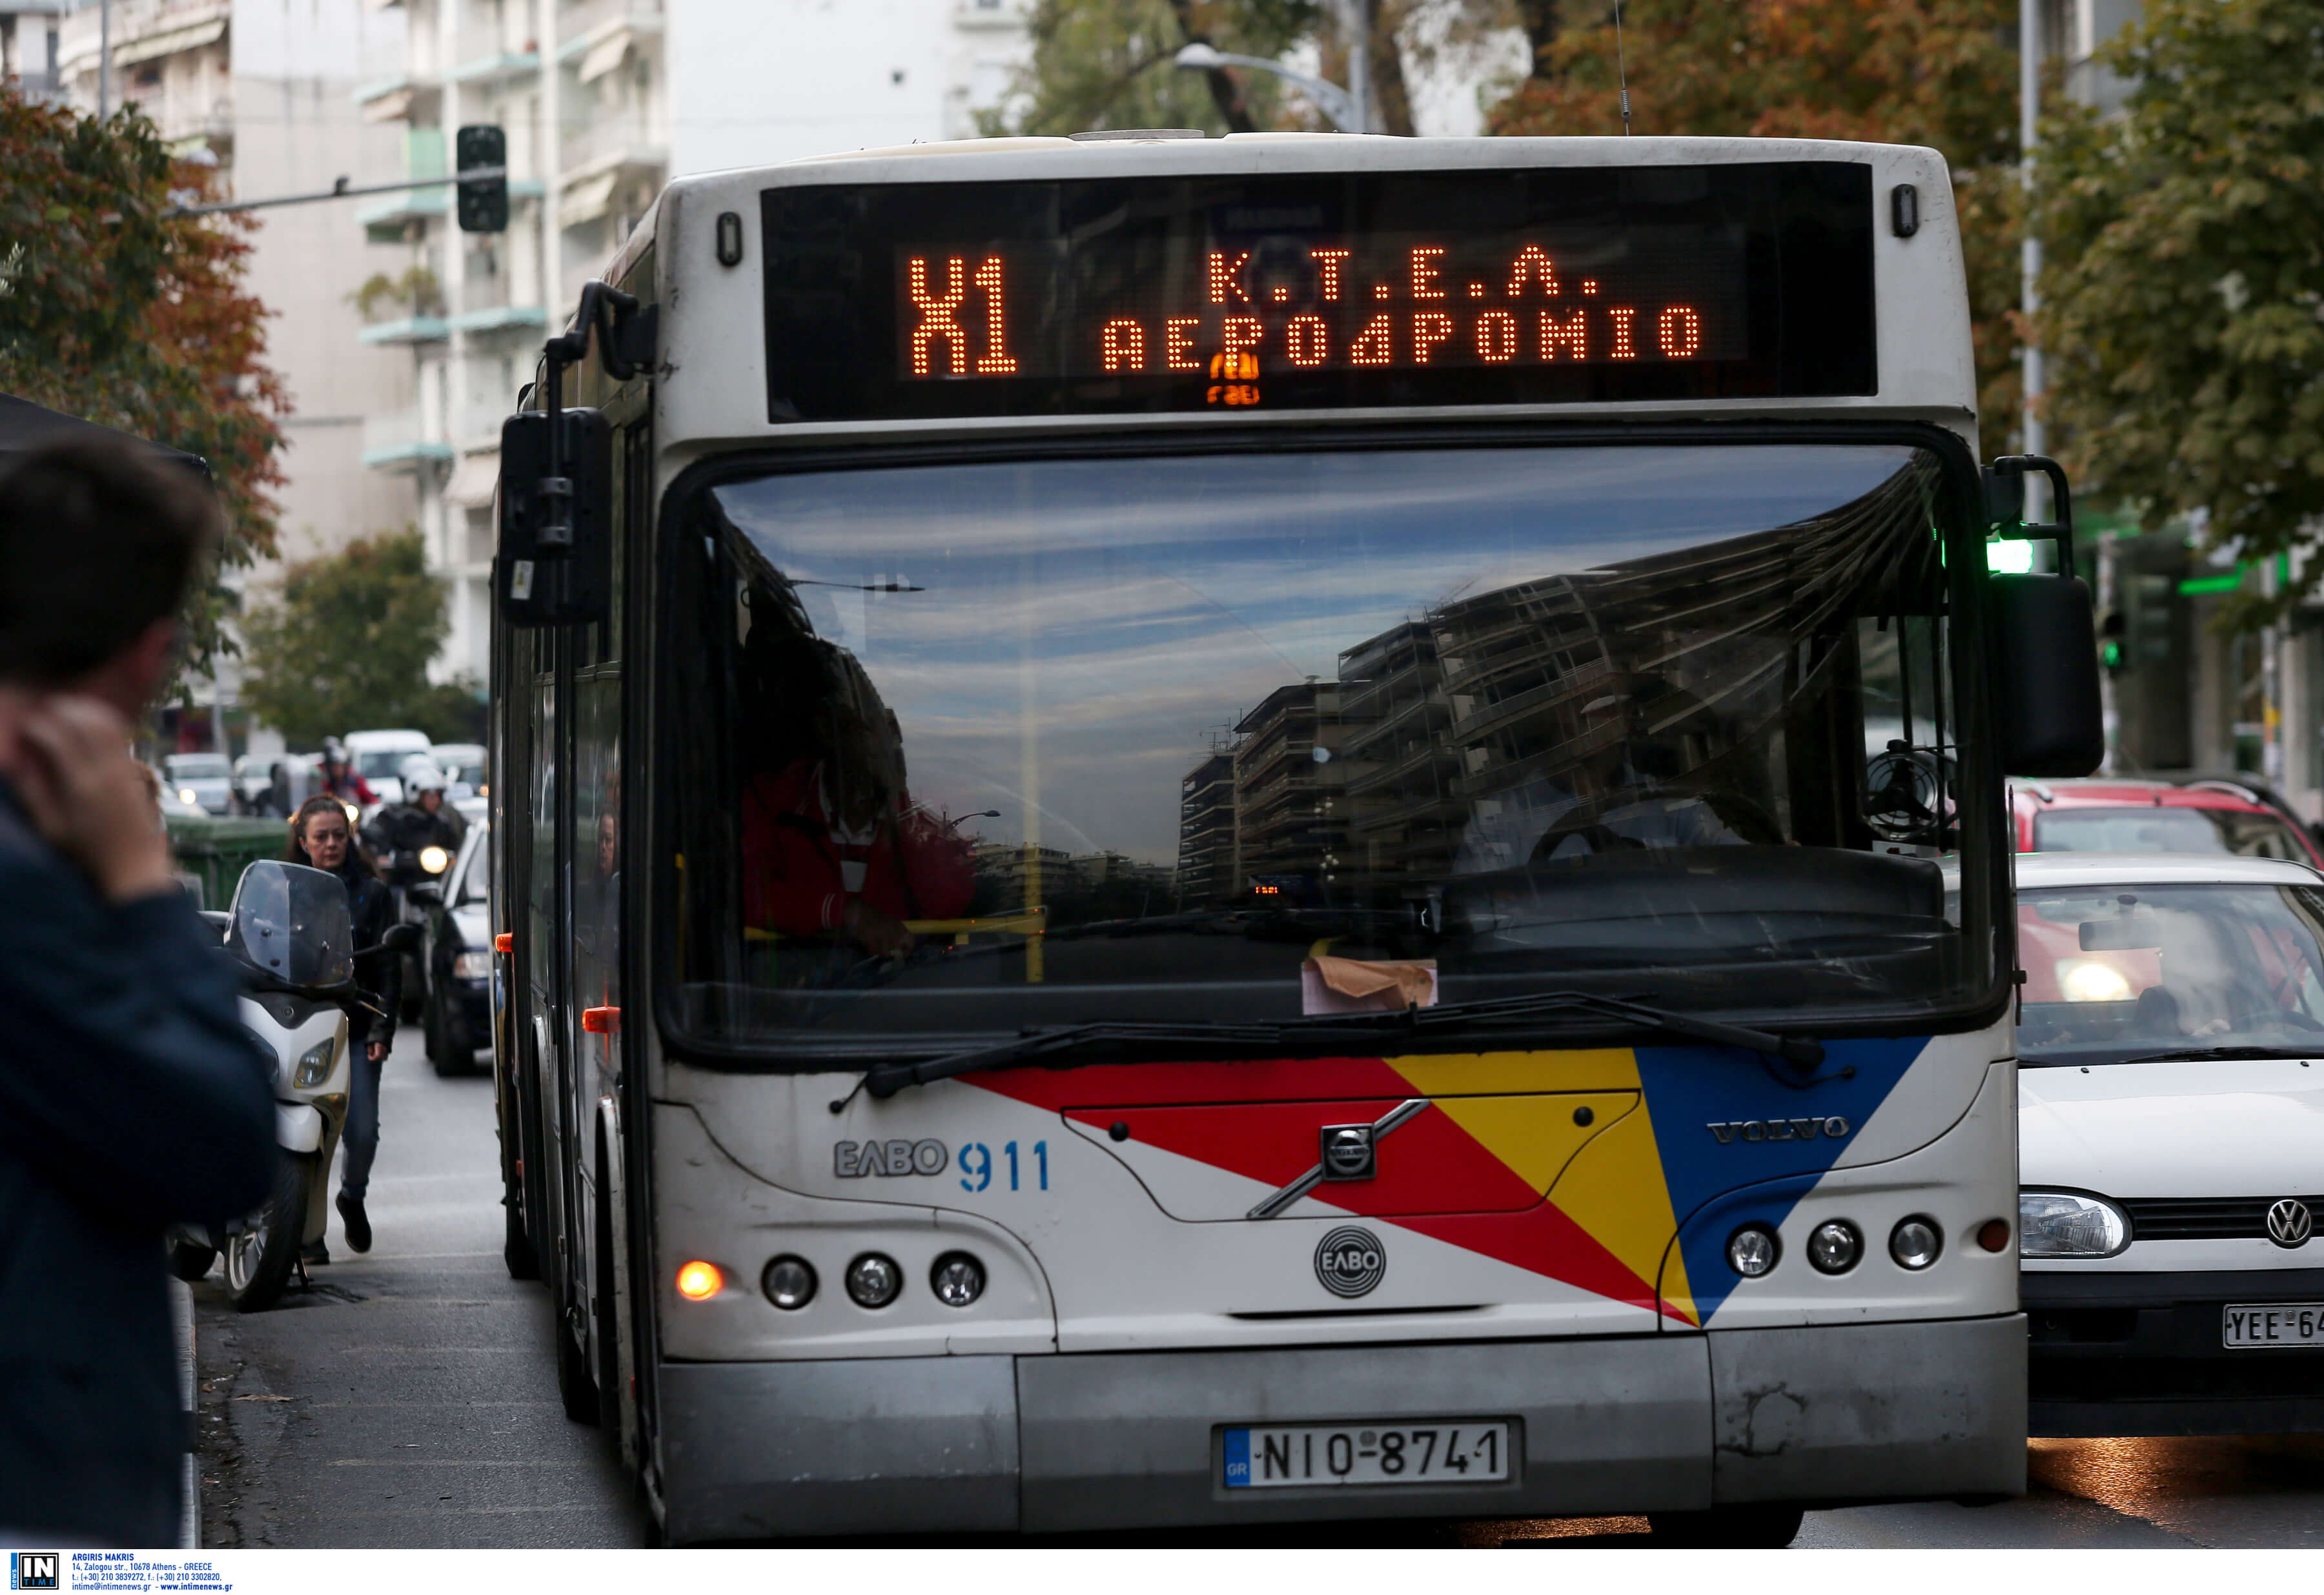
[363, 755, 465, 865]
[317, 737, 376, 813]
[362, 758, 466, 1021]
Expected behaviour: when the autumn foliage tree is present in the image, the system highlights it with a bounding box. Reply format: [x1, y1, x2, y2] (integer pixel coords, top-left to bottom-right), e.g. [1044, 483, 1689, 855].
[1490, 0, 2026, 436]
[2034, 0, 2324, 620]
[0, 88, 285, 677]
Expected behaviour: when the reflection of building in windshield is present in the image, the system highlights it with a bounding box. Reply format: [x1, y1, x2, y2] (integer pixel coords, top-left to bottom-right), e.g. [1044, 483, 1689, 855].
[1339, 622, 1463, 883]
[1177, 751, 1237, 903]
[1181, 458, 1937, 902]
[1233, 683, 1349, 904]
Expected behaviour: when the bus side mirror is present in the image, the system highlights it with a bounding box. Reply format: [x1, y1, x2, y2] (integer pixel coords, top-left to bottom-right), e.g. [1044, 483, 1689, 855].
[496, 407, 611, 628]
[1993, 573, 2104, 777]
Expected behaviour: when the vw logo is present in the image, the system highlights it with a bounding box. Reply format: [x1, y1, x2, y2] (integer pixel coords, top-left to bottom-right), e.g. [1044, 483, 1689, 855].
[1314, 1225, 1386, 1298]
[2267, 1199, 2314, 1250]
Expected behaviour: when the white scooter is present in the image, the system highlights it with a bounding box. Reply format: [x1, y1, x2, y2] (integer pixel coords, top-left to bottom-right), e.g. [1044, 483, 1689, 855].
[166, 860, 418, 1312]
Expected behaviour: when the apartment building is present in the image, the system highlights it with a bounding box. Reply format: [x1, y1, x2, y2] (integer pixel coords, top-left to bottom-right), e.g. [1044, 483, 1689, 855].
[1, 0, 69, 99]
[48, 1, 418, 752]
[354, 0, 1031, 685]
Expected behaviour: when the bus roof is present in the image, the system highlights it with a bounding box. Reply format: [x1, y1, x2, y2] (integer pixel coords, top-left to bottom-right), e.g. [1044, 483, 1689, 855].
[593, 134, 1973, 456]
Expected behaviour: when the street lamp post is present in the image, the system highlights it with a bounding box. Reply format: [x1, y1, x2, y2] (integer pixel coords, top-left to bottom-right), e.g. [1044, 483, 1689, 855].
[1174, 42, 1365, 135]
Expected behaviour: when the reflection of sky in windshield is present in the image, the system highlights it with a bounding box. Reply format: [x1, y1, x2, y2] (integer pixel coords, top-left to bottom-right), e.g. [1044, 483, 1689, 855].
[714, 445, 1916, 864]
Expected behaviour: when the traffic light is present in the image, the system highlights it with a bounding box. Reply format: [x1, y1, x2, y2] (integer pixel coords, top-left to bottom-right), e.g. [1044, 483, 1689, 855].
[456, 124, 507, 234]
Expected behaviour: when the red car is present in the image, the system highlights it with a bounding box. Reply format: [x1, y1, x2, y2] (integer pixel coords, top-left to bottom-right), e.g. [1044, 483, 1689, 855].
[2011, 777, 2324, 868]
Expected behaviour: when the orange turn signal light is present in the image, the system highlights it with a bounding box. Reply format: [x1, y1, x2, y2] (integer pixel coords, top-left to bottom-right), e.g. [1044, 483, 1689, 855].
[582, 1006, 621, 1035]
[494, 933, 513, 953]
[675, 1260, 723, 1301]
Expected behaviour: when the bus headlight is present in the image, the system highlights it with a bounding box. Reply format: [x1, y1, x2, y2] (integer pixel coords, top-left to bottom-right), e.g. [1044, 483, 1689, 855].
[1806, 1219, 1862, 1274]
[930, 1252, 985, 1308]
[845, 1252, 902, 1308]
[762, 1255, 817, 1310]
[1889, 1215, 1942, 1270]
[2019, 1191, 2129, 1257]
[292, 1038, 336, 1089]
[1726, 1224, 1780, 1278]
[420, 845, 452, 875]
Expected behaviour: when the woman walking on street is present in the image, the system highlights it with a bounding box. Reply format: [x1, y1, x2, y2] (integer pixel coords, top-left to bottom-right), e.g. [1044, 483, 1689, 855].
[286, 794, 400, 1259]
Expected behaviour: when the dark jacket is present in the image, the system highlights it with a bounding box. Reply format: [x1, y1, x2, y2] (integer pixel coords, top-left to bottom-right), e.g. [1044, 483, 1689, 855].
[329, 857, 401, 1049]
[362, 800, 464, 863]
[0, 777, 276, 1545]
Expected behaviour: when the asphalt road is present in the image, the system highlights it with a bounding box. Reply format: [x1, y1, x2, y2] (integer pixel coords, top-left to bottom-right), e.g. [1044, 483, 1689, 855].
[191, 1028, 2324, 1549]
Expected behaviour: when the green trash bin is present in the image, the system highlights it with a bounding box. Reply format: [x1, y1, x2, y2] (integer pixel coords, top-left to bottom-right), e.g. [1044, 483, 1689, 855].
[167, 815, 288, 912]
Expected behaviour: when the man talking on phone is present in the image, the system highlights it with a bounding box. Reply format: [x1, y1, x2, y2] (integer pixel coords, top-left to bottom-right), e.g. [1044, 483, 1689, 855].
[0, 436, 276, 1547]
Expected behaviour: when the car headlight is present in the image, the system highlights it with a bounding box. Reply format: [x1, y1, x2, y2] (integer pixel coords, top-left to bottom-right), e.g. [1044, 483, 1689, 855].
[419, 844, 453, 875]
[453, 950, 493, 980]
[292, 1037, 337, 1089]
[178, 787, 198, 805]
[2019, 1190, 2130, 1258]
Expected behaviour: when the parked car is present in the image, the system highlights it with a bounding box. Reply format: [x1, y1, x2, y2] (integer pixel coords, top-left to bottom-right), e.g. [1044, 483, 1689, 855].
[2012, 776, 2324, 869]
[342, 727, 434, 808]
[430, 742, 487, 802]
[414, 818, 493, 1077]
[230, 753, 274, 814]
[162, 752, 234, 816]
[2014, 850, 2324, 1437]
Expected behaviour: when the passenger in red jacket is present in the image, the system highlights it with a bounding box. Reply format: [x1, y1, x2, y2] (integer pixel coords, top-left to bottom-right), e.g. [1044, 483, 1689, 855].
[740, 647, 970, 960]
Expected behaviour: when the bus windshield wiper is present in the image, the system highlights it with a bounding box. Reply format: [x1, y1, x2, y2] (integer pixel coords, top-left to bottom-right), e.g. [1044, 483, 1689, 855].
[2106, 1043, 2324, 1066]
[848, 990, 1821, 1105]
[1304, 988, 1826, 1067]
[848, 1021, 1285, 1105]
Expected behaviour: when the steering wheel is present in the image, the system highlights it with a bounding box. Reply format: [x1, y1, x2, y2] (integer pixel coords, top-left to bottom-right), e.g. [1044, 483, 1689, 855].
[1530, 782, 1787, 855]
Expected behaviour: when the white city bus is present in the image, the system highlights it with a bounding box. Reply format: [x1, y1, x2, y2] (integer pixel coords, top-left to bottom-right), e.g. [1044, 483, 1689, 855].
[487, 132, 2101, 1543]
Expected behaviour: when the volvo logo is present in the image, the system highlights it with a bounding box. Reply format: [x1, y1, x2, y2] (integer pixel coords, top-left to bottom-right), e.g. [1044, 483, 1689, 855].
[2267, 1198, 2314, 1249]
[1314, 1225, 1387, 1298]
[1707, 1117, 1851, 1144]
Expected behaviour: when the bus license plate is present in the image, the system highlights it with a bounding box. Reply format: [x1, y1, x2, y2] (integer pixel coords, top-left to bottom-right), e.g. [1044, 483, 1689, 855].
[2223, 1303, 2324, 1348]
[1223, 1422, 1513, 1488]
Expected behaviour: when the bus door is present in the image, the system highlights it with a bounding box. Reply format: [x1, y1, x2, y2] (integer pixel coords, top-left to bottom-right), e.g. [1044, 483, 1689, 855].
[564, 406, 638, 1447]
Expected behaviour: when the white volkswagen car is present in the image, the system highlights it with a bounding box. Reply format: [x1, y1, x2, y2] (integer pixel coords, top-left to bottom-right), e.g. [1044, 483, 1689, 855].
[2015, 853, 2324, 1436]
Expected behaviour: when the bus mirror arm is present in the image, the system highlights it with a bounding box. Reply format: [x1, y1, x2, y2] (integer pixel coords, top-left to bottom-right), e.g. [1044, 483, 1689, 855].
[534, 282, 640, 553]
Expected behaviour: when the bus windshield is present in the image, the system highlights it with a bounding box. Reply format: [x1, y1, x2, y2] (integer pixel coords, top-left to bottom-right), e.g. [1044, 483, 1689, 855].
[671, 440, 1985, 1051]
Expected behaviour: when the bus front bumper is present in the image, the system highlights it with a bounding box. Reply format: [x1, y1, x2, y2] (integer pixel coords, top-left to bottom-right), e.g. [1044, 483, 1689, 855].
[655, 1314, 2024, 1541]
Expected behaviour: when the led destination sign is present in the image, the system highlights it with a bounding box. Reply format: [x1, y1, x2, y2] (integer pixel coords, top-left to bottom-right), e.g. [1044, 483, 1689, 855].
[896, 230, 1747, 386]
[761, 163, 1874, 422]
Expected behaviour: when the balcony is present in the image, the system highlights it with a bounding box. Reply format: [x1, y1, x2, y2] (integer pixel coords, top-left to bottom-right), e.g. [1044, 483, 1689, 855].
[447, 305, 547, 337]
[558, 6, 664, 85]
[357, 316, 449, 347]
[358, 185, 448, 243]
[449, 50, 539, 87]
[562, 0, 667, 41]
[362, 409, 453, 473]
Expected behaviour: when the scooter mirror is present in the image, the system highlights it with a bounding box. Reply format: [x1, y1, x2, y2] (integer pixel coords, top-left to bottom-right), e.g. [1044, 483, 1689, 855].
[365, 922, 423, 956]
[227, 860, 355, 986]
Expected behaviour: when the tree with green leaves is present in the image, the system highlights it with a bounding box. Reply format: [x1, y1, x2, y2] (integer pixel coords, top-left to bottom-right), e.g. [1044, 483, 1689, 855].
[2034, 0, 2324, 620]
[0, 88, 285, 680]
[992, 1, 1319, 136]
[239, 531, 484, 749]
